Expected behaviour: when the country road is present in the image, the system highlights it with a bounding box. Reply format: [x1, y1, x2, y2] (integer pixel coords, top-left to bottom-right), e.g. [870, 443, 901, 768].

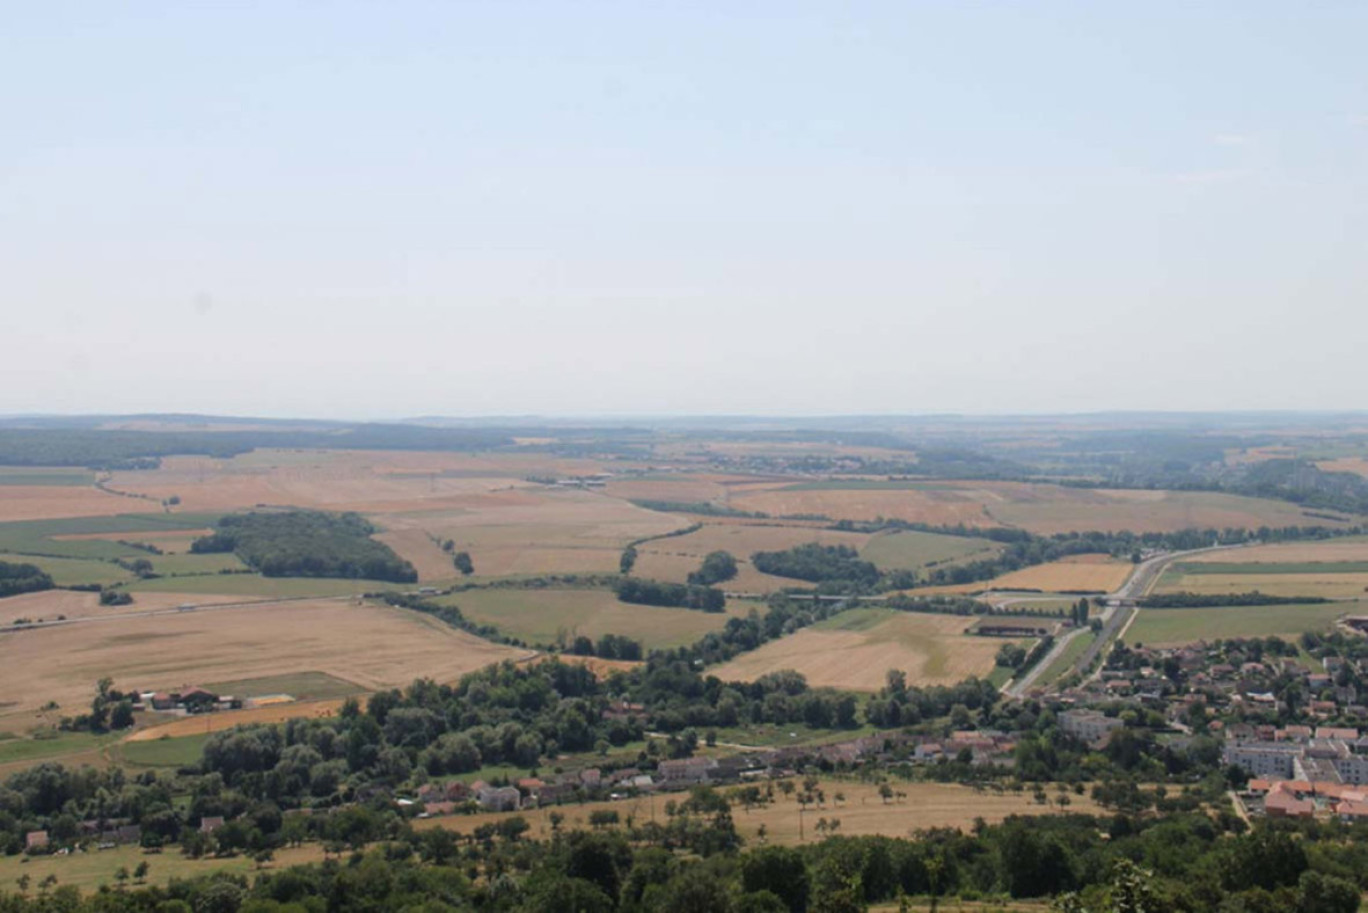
[0, 594, 356, 635]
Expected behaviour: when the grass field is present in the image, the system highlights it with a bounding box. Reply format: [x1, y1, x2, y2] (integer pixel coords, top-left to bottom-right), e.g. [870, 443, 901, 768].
[1126, 602, 1355, 646]
[0, 512, 222, 560]
[116, 732, 211, 768]
[860, 529, 1003, 571]
[0, 599, 527, 722]
[709, 608, 1006, 690]
[150, 552, 248, 575]
[0, 469, 96, 486]
[1155, 567, 1368, 599]
[0, 730, 114, 767]
[1036, 630, 1097, 685]
[436, 587, 744, 649]
[0, 841, 328, 893]
[11, 554, 133, 586]
[631, 521, 871, 593]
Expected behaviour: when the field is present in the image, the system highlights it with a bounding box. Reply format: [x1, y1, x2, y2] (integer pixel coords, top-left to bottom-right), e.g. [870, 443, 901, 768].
[631, 521, 871, 593]
[123, 699, 352, 742]
[726, 481, 1350, 534]
[0, 468, 95, 486]
[859, 528, 1003, 571]
[0, 841, 328, 893]
[0, 513, 223, 560]
[1126, 601, 1356, 647]
[709, 608, 1009, 690]
[437, 587, 744, 649]
[1152, 538, 1368, 598]
[915, 555, 1135, 596]
[199, 671, 363, 702]
[0, 598, 528, 728]
[415, 779, 1101, 847]
[115, 732, 211, 767]
[126, 574, 395, 598]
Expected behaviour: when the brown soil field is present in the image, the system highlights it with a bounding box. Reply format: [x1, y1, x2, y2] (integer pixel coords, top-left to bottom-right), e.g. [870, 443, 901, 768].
[373, 527, 457, 581]
[0, 599, 528, 721]
[124, 699, 350, 741]
[726, 481, 1354, 534]
[710, 610, 1003, 690]
[0, 486, 134, 522]
[416, 779, 1098, 846]
[602, 474, 739, 504]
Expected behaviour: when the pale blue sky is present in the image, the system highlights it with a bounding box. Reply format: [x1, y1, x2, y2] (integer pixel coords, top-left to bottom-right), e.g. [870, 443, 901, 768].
[3, 2, 1365, 417]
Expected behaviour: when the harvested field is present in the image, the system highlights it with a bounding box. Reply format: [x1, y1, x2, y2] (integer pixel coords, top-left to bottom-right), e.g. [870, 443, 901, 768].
[0, 589, 271, 626]
[0, 485, 136, 522]
[1316, 458, 1368, 477]
[914, 555, 1134, 596]
[0, 598, 527, 721]
[1183, 538, 1368, 564]
[1127, 601, 1356, 646]
[602, 474, 738, 505]
[1154, 570, 1368, 599]
[416, 779, 1100, 846]
[861, 529, 1003, 571]
[373, 527, 458, 581]
[438, 587, 743, 649]
[709, 609, 1007, 690]
[728, 481, 1356, 534]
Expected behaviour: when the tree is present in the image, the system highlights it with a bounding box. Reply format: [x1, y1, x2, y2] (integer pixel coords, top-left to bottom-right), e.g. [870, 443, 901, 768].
[110, 700, 135, 730]
[453, 551, 475, 575]
[114, 867, 130, 890]
[742, 845, 810, 913]
[133, 861, 149, 884]
[620, 546, 638, 574]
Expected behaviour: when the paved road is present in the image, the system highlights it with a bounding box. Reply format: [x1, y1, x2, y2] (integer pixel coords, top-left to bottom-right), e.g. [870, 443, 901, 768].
[1002, 543, 1244, 699]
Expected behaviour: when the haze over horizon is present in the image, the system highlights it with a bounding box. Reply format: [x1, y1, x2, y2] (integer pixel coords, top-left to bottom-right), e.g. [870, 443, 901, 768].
[5, 2, 1365, 419]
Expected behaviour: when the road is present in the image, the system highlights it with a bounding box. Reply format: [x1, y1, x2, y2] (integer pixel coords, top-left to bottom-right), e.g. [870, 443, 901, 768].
[1002, 542, 1244, 699]
[0, 594, 355, 634]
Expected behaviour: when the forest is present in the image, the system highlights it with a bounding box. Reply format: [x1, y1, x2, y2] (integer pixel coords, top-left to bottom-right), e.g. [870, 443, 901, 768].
[613, 579, 726, 613]
[0, 560, 53, 599]
[190, 511, 417, 582]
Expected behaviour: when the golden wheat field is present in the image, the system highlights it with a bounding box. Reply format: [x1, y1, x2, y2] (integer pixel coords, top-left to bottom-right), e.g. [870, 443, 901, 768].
[918, 555, 1134, 595]
[709, 609, 1005, 690]
[0, 599, 528, 722]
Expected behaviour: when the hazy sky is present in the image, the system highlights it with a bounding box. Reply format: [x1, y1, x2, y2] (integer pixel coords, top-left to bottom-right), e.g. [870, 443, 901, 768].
[4, 2, 1365, 418]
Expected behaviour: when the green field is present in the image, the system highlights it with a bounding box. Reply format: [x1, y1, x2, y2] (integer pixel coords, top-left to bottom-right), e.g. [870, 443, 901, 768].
[0, 469, 96, 486]
[1036, 630, 1097, 685]
[437, 586, 743, 649]
[150, 552, 248, 575]
[117, 732, 210, 768]
[128, 574, 388, 598]
[200, 671, 363, 701]
[1126, 602, 1355, 646]
[860, 529, 1002, 572]
[0, 730, 113, 766]
[10, 554, 133, 587]
[0, 513, 221, 560]
[1174, 561, 1368, 575]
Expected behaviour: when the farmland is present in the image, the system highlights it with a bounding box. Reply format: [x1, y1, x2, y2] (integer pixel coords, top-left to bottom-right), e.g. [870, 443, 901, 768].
[859, 528, 1004, 571]
[709, 608, 1009, 690]
[0, 598, 528, 727]
[631, 521, 871, 592]
[1126, 601, 1356, 647]
[1155, 540, 1368, 598]
[433, 586, 746, 649]
[414, 778, 1101, 847]
[726, 480, 1349, 534]
[916, 554, 1135, 596]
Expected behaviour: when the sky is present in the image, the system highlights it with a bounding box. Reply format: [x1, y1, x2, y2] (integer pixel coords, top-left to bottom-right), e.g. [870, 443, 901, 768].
[3, 2, 1365, 419]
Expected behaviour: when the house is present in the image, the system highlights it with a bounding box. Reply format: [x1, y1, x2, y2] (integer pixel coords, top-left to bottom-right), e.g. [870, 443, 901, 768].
[179, 688, 219, 711]
[150, 692, 176, 711]
[199, 816, 225, 835]
[658, 757, 717, 785]
[1264, 784, 1315, 819]
[474, 784, 521, 812]
[1059, 710, 1124, 744]
[25, 831, 48, 851]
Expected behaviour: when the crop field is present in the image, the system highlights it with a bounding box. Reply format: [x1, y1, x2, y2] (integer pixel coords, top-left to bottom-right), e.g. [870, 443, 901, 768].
[915, 555, 1134, 596]
[0, 599, 527, 724]
[725, 480, 1342, 533]
[124, 699, 352, 742]
[116, 732, 211, 768]
[1126, 601, 1356, 646]
[709, 608, 1008, 690]
[1155, 556, 1368, 599]
[0, 589, 280, 627]
[631, 521, 871, 592]
[0, 513, 222, 560]
[0, 485, 136, 522]
[859, 529, 1003, 572]
[416, 779, 1100, 847]
[0, 468, 95, 486]
[127, 574, 392, 598]
[1317, 457, 1368, 477]
[436, 587, 744, 649]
